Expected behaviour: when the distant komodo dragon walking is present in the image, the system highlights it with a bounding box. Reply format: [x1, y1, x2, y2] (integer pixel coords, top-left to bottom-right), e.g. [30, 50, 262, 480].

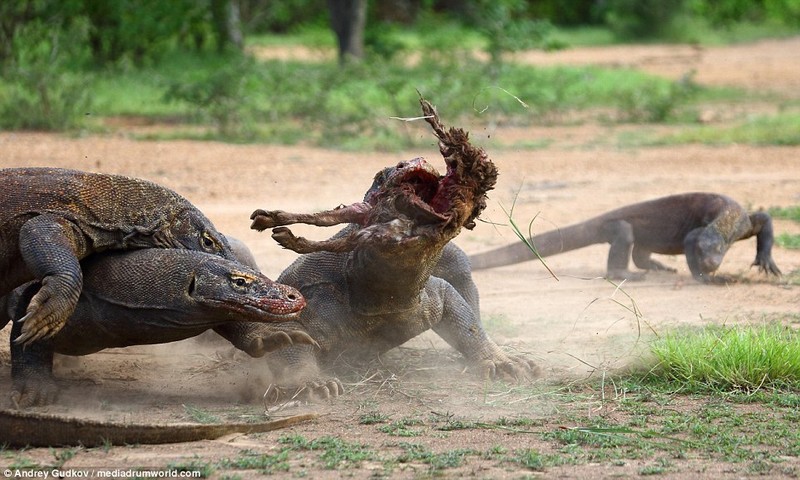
[0, 167, 237, 345]
[468, 192, 781, 282]
[249, 98, 538, 401]
[2, 247, 310, 408]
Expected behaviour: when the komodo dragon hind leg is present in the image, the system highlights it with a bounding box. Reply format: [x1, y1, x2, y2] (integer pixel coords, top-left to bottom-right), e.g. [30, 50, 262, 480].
[601, 220, 646, 281]
[428, 277, 539, 381]
[9, 282, 59, 408]
[632, 246, 676, 273]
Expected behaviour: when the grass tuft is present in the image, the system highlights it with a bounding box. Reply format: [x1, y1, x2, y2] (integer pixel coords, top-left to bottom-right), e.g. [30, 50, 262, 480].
[645, 325, 800, 393]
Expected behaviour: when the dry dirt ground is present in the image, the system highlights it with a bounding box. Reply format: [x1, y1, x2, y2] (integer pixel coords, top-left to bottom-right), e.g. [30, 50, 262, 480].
[1, 38, 800, 478]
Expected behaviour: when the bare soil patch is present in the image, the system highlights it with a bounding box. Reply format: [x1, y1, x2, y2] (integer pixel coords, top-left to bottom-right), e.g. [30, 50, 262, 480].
[1, 38, 800, 478]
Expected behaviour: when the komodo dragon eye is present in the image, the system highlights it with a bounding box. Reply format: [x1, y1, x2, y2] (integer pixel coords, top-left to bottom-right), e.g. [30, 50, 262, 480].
[200, 231, 219, 252]
[230, 274, 253, 290]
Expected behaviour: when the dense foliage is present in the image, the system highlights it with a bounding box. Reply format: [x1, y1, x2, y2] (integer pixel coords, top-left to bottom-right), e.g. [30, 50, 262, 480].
[0, 0, 797, 135]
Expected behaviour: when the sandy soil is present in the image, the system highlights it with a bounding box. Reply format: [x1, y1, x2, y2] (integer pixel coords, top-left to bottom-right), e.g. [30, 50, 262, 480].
[1, 37, 800, 478]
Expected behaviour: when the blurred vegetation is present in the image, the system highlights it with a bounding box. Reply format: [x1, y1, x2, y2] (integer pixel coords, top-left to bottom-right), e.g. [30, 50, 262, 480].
[0, 0, 798, 146]
[768, 206, 800, 250]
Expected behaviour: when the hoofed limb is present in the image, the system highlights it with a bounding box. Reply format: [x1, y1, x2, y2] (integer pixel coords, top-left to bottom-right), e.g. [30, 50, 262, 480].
[271, 227, 361, 254]
[251, 203, 371, 231]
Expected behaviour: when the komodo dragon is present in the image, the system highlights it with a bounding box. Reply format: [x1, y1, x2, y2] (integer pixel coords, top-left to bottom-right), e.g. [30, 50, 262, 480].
[0, 167, 236, 345]
[249, 98, 537, 400]
[2, 248, 311, 408]
[468, 192, 781, 282]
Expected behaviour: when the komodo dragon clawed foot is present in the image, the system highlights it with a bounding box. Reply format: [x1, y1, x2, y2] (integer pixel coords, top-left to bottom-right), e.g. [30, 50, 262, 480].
[264, 378, 344, 405]
[473, 351, 541, 382]
[14, 272, 82, 345]
[753, 253, 782, 277]
[11, 376, 59, 409]
[243, 330, 320, 357]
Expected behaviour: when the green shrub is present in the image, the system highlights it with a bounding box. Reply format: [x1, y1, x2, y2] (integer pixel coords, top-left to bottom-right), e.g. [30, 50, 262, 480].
[163, 55, 259, 139]
[0, 20, 92, 131]
[603, 0, 687, 40]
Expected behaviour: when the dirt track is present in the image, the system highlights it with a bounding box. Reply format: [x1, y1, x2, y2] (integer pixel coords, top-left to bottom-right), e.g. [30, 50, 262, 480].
[1, 37, 800, 478]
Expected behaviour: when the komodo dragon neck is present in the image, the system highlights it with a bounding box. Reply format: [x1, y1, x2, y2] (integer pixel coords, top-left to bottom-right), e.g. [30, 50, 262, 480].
[0, 409, 317, 447]
[347, 239, 445, 313]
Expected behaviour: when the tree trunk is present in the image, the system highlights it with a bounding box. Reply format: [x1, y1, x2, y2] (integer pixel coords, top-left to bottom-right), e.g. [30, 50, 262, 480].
[327, 0, 366, 64]
[211, 0, 244, 52]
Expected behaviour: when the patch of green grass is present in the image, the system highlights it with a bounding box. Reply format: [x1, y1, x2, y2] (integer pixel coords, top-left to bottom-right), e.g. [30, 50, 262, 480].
[650, 112, 800, 146]
[644, 324, 800, 393]
[358, 411, 390, 425]
[278, 434, 375, 469]
[182, 404, 221, 424]
[776, 234, 800, 249]
[769, 206, 800, 222]
[167, 458, 215, 478]
[768, 206, 800, 252]
[82, 49, 708, 149]
[377, 417, 425, 437]
[394, 442, 476, 471]
[6, 457, 42, 470]
[218, 449, 291, 474]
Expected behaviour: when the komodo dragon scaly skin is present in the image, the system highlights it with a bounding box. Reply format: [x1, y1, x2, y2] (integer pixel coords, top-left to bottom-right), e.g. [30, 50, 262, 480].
[0, 409, 318, 447]
[0, 167, 236, 345]
[250, 98, 538, 400]
[468, 192, 781, 282]
[3, 248, 310, 408]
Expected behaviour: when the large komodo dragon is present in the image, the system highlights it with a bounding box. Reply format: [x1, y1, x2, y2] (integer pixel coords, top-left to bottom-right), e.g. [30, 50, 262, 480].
[0, 247, 320, 447]
[468, 192, 781, 282]
[250, 98, 537, 400]
[1, 247, 310, 408]
[0, 167, 236, 345]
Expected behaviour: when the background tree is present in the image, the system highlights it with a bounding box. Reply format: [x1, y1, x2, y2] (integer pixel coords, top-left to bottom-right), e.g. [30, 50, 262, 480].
[327, 0, 367, 63]
[211, 0, 243, 52]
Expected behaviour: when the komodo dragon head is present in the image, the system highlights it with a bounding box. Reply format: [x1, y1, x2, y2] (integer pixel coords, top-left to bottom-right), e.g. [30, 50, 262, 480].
[82, 249, 306, 323]
[136, 207, 236, 261]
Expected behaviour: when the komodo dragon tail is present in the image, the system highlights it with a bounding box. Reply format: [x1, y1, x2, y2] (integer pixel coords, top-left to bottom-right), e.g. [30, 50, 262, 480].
[0, 409, 317, 447]
[469, 218, 603, 270]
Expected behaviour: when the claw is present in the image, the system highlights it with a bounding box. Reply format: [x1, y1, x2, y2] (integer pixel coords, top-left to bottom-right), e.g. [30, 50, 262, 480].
[262, 378, 344, 405]
[249, 330, 319, 357]
[11, 378, 59, 408]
